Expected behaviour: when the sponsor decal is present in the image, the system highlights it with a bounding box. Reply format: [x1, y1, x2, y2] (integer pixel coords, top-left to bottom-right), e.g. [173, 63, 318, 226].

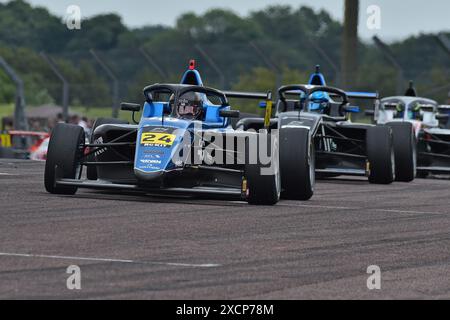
[140, 159, 162, 164]
[140, 132, 176, 147]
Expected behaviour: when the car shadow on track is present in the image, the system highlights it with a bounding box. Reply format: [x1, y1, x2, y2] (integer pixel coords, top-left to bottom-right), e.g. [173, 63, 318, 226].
[59, 190, 251, 208]
[316, 176, 371, 186]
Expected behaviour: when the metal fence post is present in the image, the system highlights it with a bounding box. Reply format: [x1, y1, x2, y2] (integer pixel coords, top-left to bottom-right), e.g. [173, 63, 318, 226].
[434, 34, 450, 100]
[0, 56, 28, 132]
[436, 33, 450, 57]
[194, 44, 226, 89]
[40, 52, 69, 122]
[249, 41, 282, 95]
[373, 36, 406, 95]
[139, 47, 168, 81]
[308, 38, 341, 86]
[90, 49, 120, 118]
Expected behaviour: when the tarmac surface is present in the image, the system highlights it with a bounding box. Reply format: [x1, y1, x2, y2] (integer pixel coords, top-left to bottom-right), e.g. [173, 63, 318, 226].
[1, 159, 450, 299]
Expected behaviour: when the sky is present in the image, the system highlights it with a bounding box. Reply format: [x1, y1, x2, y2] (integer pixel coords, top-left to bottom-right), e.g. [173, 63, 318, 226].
[4, 0, 450, 41]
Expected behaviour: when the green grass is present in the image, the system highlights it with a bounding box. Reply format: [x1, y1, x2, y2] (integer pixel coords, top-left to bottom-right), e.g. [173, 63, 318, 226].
[0, 104, 136, 122]
[1, 103, 373, 124]
[70, 106, 135, 122]
[0, 104, 14, 119]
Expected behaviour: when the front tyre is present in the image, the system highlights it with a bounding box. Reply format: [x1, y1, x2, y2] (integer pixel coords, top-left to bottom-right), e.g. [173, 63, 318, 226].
[245, 132, 280, 205]
[44, 123, 85, 194]
[280, 127, 315, 200]
[387, 122, 416, 182]
[367, 126, 395, 184]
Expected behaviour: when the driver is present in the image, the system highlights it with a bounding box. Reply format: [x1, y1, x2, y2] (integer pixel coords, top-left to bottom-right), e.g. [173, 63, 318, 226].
[175, 92, 204, 120]
[407, 102, 422, 120]
[308, 91, 330, 114]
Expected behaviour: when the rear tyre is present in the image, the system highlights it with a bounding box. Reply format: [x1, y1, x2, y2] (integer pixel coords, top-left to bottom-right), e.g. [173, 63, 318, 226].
[367, 126, 395, 184]
[245, 133, 280, 205]
[86, 118, 128, 180]
[44, 123, 85, 194]
[280, 127, 315, 200]
[387, 122, 416, 182]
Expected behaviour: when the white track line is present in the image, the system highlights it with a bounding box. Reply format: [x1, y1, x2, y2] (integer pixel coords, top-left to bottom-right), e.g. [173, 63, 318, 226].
[0, 252, 221, 268]
[278, 204, 447, 215]
[374, 209, 446, 215]
[0, 173, 16, 176]
[278, 203, 356, 210]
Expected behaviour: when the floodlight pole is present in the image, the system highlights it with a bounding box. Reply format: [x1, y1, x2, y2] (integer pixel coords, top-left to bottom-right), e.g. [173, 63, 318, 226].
[373, 36, 406, 95]
[0, 56, 28, 132]
[40, 52, 69, 122]
[90, 49, 120, 118]
[194, 44, 226, 89]
[139, 47, 168, 81]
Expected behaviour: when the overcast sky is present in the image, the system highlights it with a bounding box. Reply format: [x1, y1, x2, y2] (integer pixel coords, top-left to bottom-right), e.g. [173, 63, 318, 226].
[4, 0, 450, 41]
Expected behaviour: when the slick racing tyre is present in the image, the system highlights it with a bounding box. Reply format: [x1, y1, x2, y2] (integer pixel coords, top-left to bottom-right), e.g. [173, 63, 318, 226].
[86, 118, 128, 180]
[367, 126, 395, 184]
[387, 122, 416, 182]
[245, 132, 280, 205]
[44, 123, 85, 194]
[279, 127, 315, 200]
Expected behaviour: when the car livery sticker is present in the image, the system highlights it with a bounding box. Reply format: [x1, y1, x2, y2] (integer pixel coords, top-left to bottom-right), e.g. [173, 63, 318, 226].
[140, 132, 176, 147]
[135, 126, 181, 172]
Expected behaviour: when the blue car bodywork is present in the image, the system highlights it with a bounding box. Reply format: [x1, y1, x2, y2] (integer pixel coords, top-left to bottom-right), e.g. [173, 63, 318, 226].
[46, 62, 280, 205]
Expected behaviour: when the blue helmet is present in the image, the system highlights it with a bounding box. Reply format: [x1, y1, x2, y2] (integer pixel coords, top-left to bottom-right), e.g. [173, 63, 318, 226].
[309, 91, 330, 113]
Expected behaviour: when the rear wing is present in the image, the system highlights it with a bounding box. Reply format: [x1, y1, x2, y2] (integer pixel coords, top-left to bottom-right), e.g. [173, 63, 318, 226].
[223, 91, 273, 129]
[345, 92, 379, 100]
[223, 91, 271, 100]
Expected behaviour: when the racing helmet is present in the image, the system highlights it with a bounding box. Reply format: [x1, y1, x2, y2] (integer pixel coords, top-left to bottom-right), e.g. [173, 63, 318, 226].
[407, 102, 422, 120]
[176, 92, 204, 120]
[308, 91, 330, 113]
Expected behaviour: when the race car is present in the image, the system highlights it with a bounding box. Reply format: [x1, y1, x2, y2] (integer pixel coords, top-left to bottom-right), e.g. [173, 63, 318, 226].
[44, 61, 282, 205]
[238, 66, 407, 192]
[367, 82, 450, 177]
[0, 130, 49, 159]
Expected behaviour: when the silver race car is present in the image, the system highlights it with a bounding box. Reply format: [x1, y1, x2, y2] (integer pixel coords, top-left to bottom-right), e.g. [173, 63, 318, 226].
[368, 82, 450, 177]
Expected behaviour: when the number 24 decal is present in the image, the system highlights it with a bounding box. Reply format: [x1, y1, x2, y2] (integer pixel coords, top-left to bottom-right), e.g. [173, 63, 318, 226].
[140, 132, 175, 146]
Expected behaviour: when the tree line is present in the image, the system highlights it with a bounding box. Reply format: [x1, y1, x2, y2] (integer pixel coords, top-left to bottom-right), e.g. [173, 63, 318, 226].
[0, 0, 449, 112]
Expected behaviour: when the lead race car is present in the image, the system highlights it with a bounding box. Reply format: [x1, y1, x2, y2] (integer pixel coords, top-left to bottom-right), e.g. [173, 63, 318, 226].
[44, 61, 284, 205]
[239, 66, 412, 191]
[367, 82, 450, 177]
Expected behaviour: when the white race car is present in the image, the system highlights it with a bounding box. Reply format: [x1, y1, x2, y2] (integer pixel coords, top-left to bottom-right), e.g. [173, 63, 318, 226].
[368, 83, 450, 178]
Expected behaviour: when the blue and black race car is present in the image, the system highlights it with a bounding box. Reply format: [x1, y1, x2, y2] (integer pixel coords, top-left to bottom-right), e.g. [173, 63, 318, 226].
[239, 66, 414, 191]
[44, 61, 283, 205]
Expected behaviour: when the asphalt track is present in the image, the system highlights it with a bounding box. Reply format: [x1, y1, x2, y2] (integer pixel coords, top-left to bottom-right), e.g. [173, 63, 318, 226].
[1, 159, 450, 300]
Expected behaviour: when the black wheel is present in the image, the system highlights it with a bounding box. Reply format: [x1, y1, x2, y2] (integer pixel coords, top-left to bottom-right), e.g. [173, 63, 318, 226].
[45, 123, 85, 194]
[387, 122, 416, 182]
[279, 127, 315, 200]
[86, 118, 128, 180]
[367, 126, 395, 184]
[245, 132, 280, 205]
